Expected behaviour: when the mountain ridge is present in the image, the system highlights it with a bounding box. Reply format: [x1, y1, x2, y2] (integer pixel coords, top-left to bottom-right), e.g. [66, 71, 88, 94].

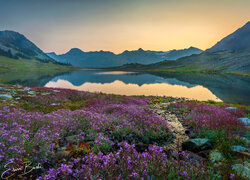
[206, 21, 250, 52]
[47, 46, 203, 68]
[108, 50, 250, 76]
[0, 30, 56, 63]
[108, 21, 250, 76]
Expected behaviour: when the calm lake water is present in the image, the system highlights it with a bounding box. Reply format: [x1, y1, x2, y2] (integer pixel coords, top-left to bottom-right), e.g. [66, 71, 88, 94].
[3, 70, 250, 104]
[36, 70, 250, 105]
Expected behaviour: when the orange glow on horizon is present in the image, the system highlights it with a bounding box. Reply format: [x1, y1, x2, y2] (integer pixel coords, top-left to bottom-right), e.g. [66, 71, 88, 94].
[7, 0, 249, 54]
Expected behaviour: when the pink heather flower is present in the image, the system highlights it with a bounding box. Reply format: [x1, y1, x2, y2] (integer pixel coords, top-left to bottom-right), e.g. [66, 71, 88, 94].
[230, 173, 235, 179]
[182, 171, 187, 176]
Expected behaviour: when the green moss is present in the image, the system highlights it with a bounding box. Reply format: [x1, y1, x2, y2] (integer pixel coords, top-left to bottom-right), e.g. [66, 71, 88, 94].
[63, 101, 87, 111]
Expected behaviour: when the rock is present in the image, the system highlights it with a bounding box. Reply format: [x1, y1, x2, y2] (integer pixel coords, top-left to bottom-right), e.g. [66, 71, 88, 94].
[28, 91, 36, 95]
[156, 110, 165, 115]
[23, 87, 31, 91]
[57, 146, 66, 151]
[41, 92, 51, 95]
[213, 162, 224, 171]
[232, 162, 250, 179]
[225, 107, 237, 110]
[0, 94, 12, 99]
[151, 102, 189, 152]
[186, 152, 206, 162]
[209, 151, 225, 163]
[182, 138, 212, 153]
[51, 103, 60, 106]
[232, 145, 249, 152]
[55, 150, 73, 162]
[238, 118, 250, 126]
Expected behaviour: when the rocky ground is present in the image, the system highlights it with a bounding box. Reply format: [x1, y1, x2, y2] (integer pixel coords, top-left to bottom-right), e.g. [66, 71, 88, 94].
[151, 101, 250, 179]
[150, 101, 189, 153]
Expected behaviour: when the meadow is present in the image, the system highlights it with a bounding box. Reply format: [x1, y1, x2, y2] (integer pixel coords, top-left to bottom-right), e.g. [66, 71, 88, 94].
[0, 85, 249, 179]
[0, 56, 79, 84]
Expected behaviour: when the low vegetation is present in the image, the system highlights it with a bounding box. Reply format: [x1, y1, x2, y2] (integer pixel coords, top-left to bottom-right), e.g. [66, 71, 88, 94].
[0, 85, 249, 179]
[0, 56, 79, 84]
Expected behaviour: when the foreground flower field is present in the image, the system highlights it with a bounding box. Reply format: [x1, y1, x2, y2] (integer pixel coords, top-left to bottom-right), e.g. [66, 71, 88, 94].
[0, 85, 249, 179]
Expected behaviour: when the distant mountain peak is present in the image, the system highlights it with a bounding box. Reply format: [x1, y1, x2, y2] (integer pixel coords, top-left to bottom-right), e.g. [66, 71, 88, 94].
[66, 48, 85, 55]
[50, 46, 203, 67]
[188, 46, 199, 50]
[68, 48, 84, 53]
[206, 21, 250, 52]
[47, 52, 57, 56]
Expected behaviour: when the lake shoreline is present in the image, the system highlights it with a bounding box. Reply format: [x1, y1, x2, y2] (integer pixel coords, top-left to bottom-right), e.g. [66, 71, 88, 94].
[96, 67, 250, 77]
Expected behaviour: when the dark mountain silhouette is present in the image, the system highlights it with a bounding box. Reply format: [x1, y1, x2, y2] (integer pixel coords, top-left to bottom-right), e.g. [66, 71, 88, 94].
[47, 47, 202, 68]
[0, 30, 55, 62]
[207, 21, 250, 52]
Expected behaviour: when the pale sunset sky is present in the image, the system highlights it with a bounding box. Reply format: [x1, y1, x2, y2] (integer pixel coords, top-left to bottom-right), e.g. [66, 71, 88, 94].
[0, 0, 249, 54]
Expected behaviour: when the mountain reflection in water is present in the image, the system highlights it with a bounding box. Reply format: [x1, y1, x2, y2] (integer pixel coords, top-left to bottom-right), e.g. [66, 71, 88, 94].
[4, 70, 249, 104]
[44, 70, 249, 104]
[46, 79, 221, 102]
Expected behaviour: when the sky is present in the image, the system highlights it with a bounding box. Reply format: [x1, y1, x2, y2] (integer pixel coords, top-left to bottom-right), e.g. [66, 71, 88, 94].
[0, 0, 249, 54]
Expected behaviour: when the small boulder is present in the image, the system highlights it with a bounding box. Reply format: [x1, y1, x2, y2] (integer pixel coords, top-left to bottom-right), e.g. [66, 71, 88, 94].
[238, 118, 250, 126]
[23, 87, 31, 91]
[28, 91, 36, 95]
[232, 145, 249, 152]
[55, 150, 73, 162]
[187, 152, 206, 162]
[232, 162, 250, 179]
[182, 138, 212, 153]
[51, 103, 60, 106]
[225, 107, 237, 110]
[41, 92, 51, 95]
[209, 151, 224, 163]
[0, 94, 12, 99]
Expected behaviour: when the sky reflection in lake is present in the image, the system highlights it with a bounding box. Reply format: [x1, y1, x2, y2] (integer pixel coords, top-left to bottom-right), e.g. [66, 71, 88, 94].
[45, 79, 221, 102]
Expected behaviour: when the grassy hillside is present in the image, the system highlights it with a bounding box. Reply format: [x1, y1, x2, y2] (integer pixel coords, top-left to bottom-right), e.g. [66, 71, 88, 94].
[0, 56, 79, 84]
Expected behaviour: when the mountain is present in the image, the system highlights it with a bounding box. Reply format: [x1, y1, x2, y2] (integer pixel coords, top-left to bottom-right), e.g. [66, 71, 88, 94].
[155, 46, 203, 60]
[111, 50, 250, 75]
[0, 30, 55, 62]
[47, 47, 202, 68]
[53, 48, 118, 67]
[46, 52, 62, 62]
[112, 21, 250, 76]
[207, 21, 250, 52]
